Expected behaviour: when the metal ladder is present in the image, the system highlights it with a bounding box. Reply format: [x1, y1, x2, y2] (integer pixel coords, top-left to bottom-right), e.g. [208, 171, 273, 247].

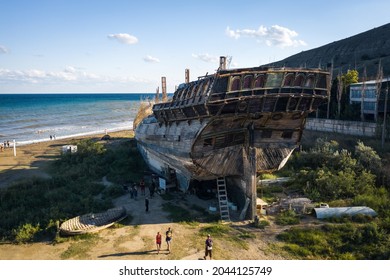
[217, 177, 230, 222]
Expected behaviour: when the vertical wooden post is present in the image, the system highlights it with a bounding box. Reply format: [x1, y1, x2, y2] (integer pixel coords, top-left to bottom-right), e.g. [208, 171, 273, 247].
[185, 69, 190, 84]
[248, 146, 257, 220]
[13, 139, 16, 157]
[161, 77, 167, 102]
[219, 56, 226, 70]
[240, 123, 257, 220]
[155, 86, 160, 103]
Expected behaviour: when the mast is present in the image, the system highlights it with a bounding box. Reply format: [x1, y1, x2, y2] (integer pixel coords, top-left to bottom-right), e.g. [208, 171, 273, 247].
[219, 56, 227, 70]
[155, 86, 160, 103]
[185, 69, 190, 84]
[161, 77, 167, 102]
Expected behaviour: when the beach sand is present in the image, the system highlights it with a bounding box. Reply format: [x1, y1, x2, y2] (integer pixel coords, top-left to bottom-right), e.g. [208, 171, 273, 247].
[0, 130, 133, 189]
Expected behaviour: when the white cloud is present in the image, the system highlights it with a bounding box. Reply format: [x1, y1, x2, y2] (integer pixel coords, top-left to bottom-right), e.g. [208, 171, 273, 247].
[143, 55, 160, 63]
[107, 33, 138, 45]
[226, 25, 306, 48]
[192, 53, 219, 63]
[0, 45, 9, 54]
[0, 67, 97, 84]
[0, 67, 151, 87]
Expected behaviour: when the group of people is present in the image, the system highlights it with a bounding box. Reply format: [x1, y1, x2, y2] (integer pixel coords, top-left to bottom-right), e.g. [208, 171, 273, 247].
[155, 227, 173, 254]
[127, 178, 157, 200]
[124, 178, 159, 214]
[0, 140, 11, 152]
[126, 176, 214, 259]
[154, 227, 213, 259]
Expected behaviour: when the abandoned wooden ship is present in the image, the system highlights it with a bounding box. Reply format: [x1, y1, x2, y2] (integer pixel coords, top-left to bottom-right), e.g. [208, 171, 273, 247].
[134, 56, 330, 220]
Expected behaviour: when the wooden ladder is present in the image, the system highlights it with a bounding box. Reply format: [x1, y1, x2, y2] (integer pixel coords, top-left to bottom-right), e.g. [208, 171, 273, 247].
[217, 177, 230, 222]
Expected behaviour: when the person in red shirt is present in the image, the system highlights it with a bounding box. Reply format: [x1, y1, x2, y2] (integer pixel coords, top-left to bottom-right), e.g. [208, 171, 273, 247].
[156, 232, 162, 254]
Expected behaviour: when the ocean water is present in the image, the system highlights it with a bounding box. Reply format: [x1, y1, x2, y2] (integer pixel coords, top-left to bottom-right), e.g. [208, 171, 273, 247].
[0, 93, 155, 145]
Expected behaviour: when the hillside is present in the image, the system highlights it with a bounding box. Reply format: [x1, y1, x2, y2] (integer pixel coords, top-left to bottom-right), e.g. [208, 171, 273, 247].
[265, 23, 390, 79]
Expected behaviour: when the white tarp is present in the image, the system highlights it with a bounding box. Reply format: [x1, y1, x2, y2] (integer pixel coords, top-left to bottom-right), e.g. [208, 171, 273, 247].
[314, 206, 377, 219]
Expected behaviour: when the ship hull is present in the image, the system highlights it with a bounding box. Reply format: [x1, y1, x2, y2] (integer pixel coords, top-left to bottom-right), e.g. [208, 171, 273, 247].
[135, 111, 303, 191]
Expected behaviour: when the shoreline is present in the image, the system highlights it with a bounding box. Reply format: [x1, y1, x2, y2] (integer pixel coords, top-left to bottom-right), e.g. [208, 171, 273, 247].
[9, 126, 134, 147]
[0, 129, 134, 189]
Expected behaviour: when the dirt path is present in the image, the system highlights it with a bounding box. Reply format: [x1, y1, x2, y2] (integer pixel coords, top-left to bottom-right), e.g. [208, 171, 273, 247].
[0, 190, 287, 260]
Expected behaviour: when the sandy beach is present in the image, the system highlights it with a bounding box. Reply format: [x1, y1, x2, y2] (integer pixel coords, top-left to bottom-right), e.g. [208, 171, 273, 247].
[0, 130, 133, 189]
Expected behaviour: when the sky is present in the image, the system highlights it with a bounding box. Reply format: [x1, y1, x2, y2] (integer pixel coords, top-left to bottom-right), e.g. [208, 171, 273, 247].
[0, 0, 389, 93]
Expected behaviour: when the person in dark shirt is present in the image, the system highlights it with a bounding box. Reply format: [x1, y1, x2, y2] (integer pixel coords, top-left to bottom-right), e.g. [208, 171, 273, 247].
[166, 227, 173, 253]
[204, 234, 213, 260]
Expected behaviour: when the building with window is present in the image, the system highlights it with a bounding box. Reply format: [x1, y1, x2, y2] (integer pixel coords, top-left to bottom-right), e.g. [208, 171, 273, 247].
[349, 77, 390, 120]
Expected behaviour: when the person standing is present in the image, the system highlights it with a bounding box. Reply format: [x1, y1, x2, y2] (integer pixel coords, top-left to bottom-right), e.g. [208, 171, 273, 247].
[204, 234, 213, 260]
[140, 179, 145, 196]
[133, 183, 138, 200]
[156, 232, 162, 254]
[165, 227, 173, 253]
[149, 181, 155, 198]
[145, 197, 149, 212]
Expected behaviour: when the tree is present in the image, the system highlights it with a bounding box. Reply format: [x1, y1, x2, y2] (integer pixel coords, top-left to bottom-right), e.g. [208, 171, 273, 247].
[342, 69, 359, 85]
[354, 141, 382, 172]
[360, 67, 367, 122]
[339, 69, 359, 120]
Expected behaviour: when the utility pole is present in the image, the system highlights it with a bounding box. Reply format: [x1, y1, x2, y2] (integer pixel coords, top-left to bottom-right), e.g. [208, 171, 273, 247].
[382, 80, 388, 149]
[375, 59, 383, 123]
[360, 66, 367, 122]
[326, 59, 333, 119]
[336, 71, 343, 119]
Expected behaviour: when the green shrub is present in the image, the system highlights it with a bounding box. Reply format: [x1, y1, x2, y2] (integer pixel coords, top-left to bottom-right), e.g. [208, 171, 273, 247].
[13, 223, 41, 243]
[254, 220, 270, 229]
[101, 185, 126, 199]
[282, 243, 311, 258]
[275, 210, 300, 225]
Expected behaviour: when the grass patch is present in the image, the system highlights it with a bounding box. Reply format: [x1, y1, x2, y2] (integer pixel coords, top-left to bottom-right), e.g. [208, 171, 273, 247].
[199, 222, 230, 237]
[277, 222, 390, 259]
[60, 234, 100, 259]
[275, 210, 300, 225]
[113, 226, 140, 251]
[179, 221, 200, 227]
[253, 219, 270, 229]
[259, 173, 278, 180]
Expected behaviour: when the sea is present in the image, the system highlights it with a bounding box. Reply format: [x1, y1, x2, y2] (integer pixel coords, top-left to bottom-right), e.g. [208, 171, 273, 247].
[0, 93, 155, 146]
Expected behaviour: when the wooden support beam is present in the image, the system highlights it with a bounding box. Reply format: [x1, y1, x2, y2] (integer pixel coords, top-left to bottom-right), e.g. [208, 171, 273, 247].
[162, 77, 167, 102]
[185, 69, 190, 84]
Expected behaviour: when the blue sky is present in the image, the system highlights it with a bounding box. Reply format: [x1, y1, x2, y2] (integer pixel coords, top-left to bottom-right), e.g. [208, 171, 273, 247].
[0, 0, 389, 93]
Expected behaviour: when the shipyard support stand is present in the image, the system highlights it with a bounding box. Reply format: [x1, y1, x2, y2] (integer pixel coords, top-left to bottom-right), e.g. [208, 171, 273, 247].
[239, 146, 257, 221]
[239, 123, 258, 221]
